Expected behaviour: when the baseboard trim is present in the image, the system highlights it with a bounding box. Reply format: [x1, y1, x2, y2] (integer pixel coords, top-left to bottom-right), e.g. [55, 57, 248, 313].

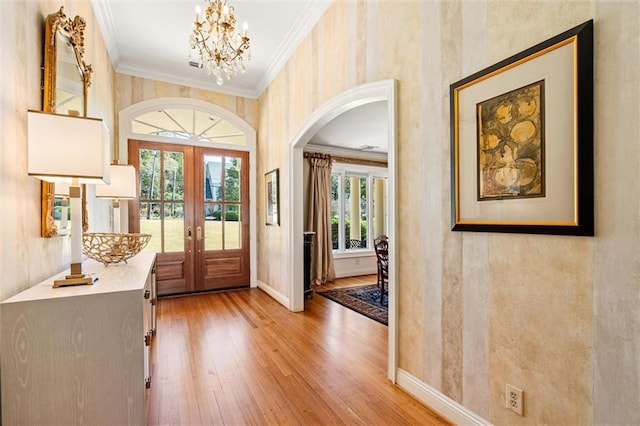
[396, 369, 492, 426]
[257, 280, 290, 308]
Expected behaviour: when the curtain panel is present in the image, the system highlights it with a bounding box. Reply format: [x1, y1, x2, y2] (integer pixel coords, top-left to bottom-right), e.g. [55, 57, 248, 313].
[306, 155, 336, 284]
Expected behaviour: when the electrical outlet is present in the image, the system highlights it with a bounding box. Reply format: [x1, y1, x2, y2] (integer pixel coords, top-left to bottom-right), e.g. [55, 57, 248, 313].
[506, 384, 524, 416]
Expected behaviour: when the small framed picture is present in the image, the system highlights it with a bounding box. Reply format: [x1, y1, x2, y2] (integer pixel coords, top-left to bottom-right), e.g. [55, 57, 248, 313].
[265, 168, 279, 226]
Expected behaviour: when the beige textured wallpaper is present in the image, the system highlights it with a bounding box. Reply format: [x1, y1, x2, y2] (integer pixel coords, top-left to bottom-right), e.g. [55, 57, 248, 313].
[256, 0, 639, 424]
[484, 2, 596, 424]
[0, 1, 114, 300]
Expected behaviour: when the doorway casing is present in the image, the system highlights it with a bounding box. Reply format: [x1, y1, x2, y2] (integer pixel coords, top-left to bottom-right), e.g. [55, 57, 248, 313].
[288, 79, 398, 382]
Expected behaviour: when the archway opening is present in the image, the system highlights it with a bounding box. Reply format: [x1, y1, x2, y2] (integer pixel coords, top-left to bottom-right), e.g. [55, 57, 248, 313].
[288, 80, 398, 381]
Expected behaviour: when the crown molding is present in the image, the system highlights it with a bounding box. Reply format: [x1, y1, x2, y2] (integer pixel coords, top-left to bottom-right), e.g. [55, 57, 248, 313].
[253, 0, 332, 97]
[116, 61, 259, 99]
[90, 0, 121, 65]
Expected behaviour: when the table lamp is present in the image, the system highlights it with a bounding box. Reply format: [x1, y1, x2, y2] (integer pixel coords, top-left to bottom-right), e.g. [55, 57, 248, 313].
[95, 163, 137, 233]
[28, 110, 110, 287]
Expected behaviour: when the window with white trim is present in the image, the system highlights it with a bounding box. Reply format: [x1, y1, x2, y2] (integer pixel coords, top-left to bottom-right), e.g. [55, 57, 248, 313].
[331, 163, 388, 253]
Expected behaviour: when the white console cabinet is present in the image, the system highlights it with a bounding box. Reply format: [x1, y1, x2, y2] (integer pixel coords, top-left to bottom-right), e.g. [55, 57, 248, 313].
[1, 252, 156, 425]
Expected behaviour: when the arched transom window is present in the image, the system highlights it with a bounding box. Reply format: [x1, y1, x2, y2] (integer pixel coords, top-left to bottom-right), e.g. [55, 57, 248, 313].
[132, 108, 246, 146]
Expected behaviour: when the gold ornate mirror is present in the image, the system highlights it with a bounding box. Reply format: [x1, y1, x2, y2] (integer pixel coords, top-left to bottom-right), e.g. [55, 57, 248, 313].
[41, 7, 92, 237]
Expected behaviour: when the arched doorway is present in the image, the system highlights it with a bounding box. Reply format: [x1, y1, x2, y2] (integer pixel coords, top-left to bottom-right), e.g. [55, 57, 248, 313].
[118, 97, 257, 292]
[288, 80, 398, 381]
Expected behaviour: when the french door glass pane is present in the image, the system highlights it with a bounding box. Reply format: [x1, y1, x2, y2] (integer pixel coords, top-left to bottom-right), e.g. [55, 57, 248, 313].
[140, 202, 161, 252]
[164, 203, 184, 252]
[139, 149, 161, 200]
[224, 157, 241, 202]
[164, 151, 184, 201]
[204, 204, 222, 250]
[203, 155, 222, 201]
[224, 205, 241, 249]
[139, 148, 186, 254]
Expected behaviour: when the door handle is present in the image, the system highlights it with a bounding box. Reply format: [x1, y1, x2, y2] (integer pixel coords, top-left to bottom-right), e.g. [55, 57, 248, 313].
[187, 226, 193, 240]
[197, 225, 203, 241]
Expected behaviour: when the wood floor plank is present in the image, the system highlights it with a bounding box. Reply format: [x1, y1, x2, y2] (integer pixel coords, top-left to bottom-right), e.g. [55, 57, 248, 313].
[148, 275, 450, 425]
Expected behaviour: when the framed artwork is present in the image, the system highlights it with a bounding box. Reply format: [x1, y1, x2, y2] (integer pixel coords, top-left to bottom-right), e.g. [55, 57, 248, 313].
[265, 168, 279, 226]
[450, 20, 594, 236]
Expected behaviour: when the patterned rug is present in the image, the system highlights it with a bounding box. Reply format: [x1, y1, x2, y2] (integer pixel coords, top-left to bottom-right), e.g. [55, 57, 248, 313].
[316, 284, 388, 326]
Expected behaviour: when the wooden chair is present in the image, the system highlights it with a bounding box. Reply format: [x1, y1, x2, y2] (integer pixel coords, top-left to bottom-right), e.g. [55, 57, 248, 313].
[373, 235, 388, 305]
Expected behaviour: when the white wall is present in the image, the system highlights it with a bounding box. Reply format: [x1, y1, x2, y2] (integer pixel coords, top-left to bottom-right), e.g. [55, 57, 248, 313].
[333, 254, 377, 279]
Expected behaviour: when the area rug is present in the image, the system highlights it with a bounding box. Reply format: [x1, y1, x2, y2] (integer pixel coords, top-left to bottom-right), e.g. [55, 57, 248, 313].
[316, 284, 388, 326]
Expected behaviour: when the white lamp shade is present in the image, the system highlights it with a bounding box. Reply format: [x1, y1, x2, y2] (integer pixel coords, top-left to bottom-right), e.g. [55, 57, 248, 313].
[28, 110, 110, 184]
[95, 164, 137, 199]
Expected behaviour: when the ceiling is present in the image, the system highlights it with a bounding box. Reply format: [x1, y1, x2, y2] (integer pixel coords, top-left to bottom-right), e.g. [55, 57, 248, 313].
[92, 0, 388, 154]
[92, 0, 331, 99]
[308, 101, 389, 155]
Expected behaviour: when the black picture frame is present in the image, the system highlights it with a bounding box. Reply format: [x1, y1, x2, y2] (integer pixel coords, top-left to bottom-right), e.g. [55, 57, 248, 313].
[265, 168, 279, 226]
[450, 20, 594, 236]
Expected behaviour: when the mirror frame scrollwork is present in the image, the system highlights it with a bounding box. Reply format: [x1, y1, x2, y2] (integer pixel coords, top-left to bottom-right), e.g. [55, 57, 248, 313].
[41, 6, 93, 237]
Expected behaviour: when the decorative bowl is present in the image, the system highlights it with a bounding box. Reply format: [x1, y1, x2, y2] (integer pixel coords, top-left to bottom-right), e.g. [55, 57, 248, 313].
[83, 233, 152, 266]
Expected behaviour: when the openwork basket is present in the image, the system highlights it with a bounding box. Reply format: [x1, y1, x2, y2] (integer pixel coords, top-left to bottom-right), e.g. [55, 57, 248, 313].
[83, 233, 152, 266]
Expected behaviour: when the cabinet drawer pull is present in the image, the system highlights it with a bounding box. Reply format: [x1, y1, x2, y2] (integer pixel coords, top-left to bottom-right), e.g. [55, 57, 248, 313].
[144, 290, 151, 299]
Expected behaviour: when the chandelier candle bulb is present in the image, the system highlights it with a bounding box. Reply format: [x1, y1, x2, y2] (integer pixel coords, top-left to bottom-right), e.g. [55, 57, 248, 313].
[243, 21, 247, 37]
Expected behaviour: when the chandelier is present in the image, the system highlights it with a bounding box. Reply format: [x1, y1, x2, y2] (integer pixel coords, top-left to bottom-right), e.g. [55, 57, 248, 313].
[189, 0, 251, 86]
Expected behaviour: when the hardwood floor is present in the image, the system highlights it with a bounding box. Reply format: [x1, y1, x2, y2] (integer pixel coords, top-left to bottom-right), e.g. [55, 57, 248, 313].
[148, 277, 449, 425]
